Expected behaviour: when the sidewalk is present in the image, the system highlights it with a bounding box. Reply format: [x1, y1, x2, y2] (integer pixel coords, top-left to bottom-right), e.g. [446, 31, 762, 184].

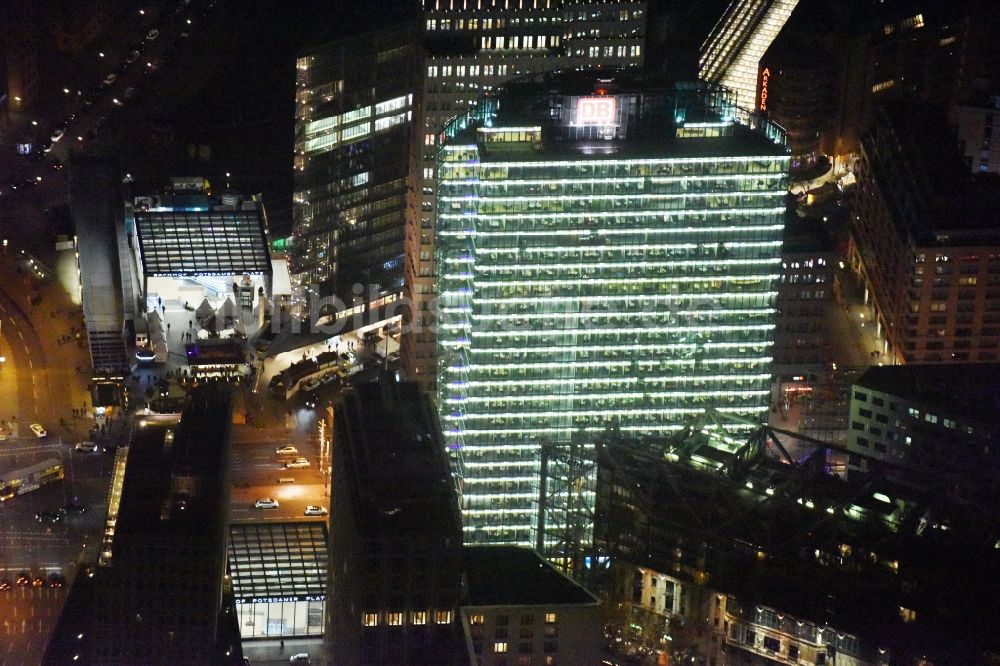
[241, 637, 325, 665]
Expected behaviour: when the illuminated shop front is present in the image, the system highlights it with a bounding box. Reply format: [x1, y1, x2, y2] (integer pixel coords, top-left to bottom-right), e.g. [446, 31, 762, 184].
[229, 522, 328, 639]
[436, 74, 791, 546]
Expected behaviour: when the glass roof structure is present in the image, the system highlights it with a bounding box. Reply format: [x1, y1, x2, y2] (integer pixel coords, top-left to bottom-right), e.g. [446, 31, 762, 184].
[134, 208, 272, 277]
[228, 522, 328, 602]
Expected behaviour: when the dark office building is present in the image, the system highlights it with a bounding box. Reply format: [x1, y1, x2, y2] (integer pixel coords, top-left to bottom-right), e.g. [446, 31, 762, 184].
[327, 375, 464, 665]
[845, 364, 1000, 488]
[88, 385, 238, 665]
[849, 104, 1000, 364]
[756, 29, 837, 164]
[758, 0, 1000, 161]
[291, 22, 421, 311]
[460, 546, 603, 665]
[773, 215, 838, 379]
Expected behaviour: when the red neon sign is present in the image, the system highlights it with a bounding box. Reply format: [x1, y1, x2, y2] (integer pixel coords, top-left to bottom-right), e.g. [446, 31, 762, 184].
[759, 67, 771, 112]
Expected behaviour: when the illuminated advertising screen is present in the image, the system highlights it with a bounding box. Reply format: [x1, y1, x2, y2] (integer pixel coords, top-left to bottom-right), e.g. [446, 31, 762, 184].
[576, 97, 617, 124]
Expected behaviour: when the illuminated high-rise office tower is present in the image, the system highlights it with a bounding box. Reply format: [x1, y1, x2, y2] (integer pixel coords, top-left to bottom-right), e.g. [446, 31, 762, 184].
[436, 73, 791, 545]
[699, 0, 800, 110]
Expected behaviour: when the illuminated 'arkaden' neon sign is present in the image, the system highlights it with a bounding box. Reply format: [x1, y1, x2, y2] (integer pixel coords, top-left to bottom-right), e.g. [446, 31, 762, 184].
[760, 67, 771, 112]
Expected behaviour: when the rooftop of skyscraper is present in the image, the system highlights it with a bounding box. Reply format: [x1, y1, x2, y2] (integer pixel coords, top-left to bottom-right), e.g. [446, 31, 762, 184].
[442, 70, 790, 160]
[114, 385, 232, 539]
[334, 376, 462, 538]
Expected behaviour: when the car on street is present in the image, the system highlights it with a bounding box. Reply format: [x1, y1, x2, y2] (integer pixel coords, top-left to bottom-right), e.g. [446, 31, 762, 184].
[30, 423, 47, 438]
[304, 505, 327, 516]
[301, 377, 321, 392]
[32, 576, 45, 588]
[124, 86, 136, 99]
[61, 502, 87, 514]
[36, 510, 62, 524]
[0, 579, 12, 591]
[15, 572, 30, 586]
[50, 128, 65, 143]
[125, 50, 140, 63]
[285, 458, 310, 469]
[255, 498, 279, 509]
[275, 446, 298, 456]
[303, 395, 317, 410]
[289, 655, 310, 664]
[102, 73, 117, 86]
[146, 29, 159, 41]
[48, 573, 65, 589]
[75, 441, 99, 452]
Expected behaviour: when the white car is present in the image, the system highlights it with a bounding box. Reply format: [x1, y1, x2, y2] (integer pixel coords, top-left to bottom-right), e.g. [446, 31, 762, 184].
[285, 458, 310, 469]
[145, 29, 159, 41]
[304, 505, 327, 516]
[289, 654, 310, 664]
[103, 73, 117, 86]
[275, 445, 298, 456]
[30, 423, 47, 438]
[50, 128, 65, 143]
[75, 441, 100, 452]
[254, 498, 279, 509]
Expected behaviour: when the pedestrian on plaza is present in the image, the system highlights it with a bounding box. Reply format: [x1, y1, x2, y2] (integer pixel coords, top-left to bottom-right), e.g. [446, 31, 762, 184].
[188, 319, 192, 329]
[161, 305, 165, 314]
[157, 296, 162, 307]
[167, 323, 171, 332]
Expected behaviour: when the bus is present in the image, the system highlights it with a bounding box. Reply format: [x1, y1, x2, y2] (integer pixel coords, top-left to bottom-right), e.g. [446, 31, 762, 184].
[0, 458, 64, 501]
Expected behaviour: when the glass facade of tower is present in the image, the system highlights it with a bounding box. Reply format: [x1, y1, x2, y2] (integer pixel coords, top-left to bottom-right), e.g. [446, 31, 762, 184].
[436, 78, 790, 545]
[699, 0, 800, 110]
[292, 26, 420, 309]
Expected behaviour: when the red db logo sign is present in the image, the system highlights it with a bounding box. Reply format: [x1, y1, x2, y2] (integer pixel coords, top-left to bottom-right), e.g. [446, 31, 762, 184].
[577, 97, 616, 124]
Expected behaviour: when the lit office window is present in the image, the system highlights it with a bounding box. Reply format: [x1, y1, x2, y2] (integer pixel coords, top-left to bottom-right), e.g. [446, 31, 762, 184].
[363, 613, 378, 627]
[470, 614, 485, 625]
[412, 611, 427, 625]
[436, 610, 453, 624]
[494, 642, 509, 653]
[388, 612, 403, 626]
[544, 613, 557, 624]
